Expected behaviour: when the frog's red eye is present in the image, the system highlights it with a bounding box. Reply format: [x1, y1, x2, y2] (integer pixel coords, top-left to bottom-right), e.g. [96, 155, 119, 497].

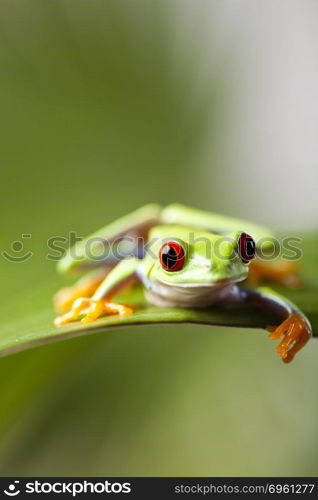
[238, 232, 256, 263]
[159, 241, 185, 272]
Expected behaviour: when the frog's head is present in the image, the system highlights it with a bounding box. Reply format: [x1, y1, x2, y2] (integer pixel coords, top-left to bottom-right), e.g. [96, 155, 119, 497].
[141, 225, 255, 288]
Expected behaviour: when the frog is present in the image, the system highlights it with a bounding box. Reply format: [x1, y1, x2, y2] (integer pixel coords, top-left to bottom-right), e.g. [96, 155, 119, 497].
[53, 204, 312, 363]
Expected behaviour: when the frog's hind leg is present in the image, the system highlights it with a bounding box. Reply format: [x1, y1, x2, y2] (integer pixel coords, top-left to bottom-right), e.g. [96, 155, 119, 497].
[248, 259, 301, 288]
[241, 287, 312, 363]
[54, 268, 108, 313]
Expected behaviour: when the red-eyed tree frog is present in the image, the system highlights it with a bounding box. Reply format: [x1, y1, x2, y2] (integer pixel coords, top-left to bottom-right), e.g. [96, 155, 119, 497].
[54, 204, 311, 363]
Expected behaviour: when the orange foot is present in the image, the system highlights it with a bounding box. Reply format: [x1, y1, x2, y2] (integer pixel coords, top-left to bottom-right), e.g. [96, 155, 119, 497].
[248, 259, 301, 288]
[54, 276, 105, 313]
[54, 298, 133, 326]
[267, 313, 312, 363]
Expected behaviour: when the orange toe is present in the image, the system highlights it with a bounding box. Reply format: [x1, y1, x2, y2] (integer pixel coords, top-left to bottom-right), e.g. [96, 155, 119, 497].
[268, 313, 311, 363]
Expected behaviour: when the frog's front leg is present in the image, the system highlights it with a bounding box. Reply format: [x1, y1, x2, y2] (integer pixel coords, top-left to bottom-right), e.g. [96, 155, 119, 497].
[237, 286, 312, 363]
[54, 297, 134, 326]
[54, 258, 139, 326]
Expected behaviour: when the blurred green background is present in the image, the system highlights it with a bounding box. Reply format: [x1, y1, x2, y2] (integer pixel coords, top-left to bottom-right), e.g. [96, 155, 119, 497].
[0, 0, 318, 476]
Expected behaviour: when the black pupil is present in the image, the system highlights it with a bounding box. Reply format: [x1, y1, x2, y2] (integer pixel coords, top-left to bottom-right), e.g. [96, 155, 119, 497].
[162, 245, 178, 269]
[245, 238, 256, 258]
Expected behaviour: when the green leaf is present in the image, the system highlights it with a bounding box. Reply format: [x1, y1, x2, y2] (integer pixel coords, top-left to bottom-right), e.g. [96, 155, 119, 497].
[0, 233, 317, 357]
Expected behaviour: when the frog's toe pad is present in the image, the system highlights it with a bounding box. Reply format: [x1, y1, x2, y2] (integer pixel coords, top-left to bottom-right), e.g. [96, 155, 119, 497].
[267, 313, 311, 363]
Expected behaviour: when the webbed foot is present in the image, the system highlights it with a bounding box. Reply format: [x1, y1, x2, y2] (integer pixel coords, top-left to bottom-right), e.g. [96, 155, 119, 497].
[54, 297, 133, 326]
[267, 313, 312, 363]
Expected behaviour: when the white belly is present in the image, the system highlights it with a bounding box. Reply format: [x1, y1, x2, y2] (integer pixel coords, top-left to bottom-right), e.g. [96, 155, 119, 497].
[144, 280, 239, 308]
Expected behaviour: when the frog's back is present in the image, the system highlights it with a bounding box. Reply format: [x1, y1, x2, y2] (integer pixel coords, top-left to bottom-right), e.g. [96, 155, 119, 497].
[160, 204, 274, 244]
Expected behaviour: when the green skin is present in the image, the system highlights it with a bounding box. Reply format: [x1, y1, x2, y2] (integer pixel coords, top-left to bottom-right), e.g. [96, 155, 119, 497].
[56, 204, 312, 361]
[58, 203, 273, 292]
